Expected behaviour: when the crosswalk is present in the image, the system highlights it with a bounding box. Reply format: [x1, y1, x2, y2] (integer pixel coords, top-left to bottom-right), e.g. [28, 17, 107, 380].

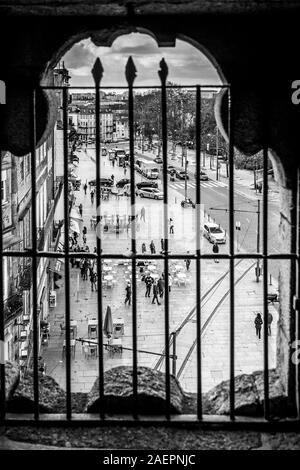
[169, 179, 228, 191]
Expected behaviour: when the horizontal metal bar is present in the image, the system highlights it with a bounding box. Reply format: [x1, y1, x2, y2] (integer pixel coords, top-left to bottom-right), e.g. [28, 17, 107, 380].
[2, 251, 299, 260]
[37, 85, 230, 91]
[2, 414, 300, 430]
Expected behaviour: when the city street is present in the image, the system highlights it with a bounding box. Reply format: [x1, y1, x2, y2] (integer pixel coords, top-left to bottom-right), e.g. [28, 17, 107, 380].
[41, 145, 279, 397]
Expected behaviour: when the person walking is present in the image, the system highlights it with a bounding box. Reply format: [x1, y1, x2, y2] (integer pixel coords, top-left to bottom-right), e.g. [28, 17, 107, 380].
[169, 220, 174, 235]
[213, 241, 219, 263]
[185, 255, 191, 271]
[90, 271, 97, 292]
[145, 275, 153, 297]
[90, 188, 95, 205]
[150, 240, 156, 254]
[83, 183, 88, 195]
[112, 158, 115, 168]
[78, 203, 83, 218]
[125, 282, 132, 306]
[140, 206, 146, 222]
[254, 313, 263, 339]
[142, 242, 147, 254]
[160, 238, 165, 253]
[152, 281, 161, 305]
[268, 311, 273, 336]
[157, 276, 165, 298]
[111, 174, 114, 184]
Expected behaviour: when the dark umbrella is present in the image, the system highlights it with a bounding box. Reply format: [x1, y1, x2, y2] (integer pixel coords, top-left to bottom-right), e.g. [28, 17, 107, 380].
[103, 306, 113, 338]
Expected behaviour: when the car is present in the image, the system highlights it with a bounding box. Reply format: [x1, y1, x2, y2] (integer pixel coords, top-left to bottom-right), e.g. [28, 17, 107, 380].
[154, 156, 163, 164]
[203, 222, 226, 244]
[71, 155, 79, 163]
[116, 178, 130, 188]
[175, 170, 189, 180]
[88, 178, 113, 187]
[194, 171, 209, 181]
[101, 148, 107, 156]
[167, 165, 176, 175]
[137, 187, 164, 200]
[136, 181, 158, 190]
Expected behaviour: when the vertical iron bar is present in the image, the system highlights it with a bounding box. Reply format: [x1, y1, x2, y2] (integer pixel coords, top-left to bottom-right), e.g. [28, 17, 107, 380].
[30, 89, 39, 420]
[228, 87, 235, 420]
[94, 71, 104, 420]
[262, 95, 270, 420]
[63, 87, 71, 419]
[160, 60, 171, 419]
[296, 165, 300, 419]
[0, 140, 5, 422]
[195, 85, 202, 419]
[127, 60, 138, 419]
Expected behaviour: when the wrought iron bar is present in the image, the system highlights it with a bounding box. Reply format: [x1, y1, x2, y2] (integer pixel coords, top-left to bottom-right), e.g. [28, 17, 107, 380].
[195, 85, 202, 419]
[126, 56, 138, 419]
[30, 89, 39, 420]
[0, 138, 5, 422]
[228, 88, 235, 420]
[92, 58, 105, 420]
[159, 58, 171, 419]
[262, 95, 270, 420]
[63, 87, 72, 419]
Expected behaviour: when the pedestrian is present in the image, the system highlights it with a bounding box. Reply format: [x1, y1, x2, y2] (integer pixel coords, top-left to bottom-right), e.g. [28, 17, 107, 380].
[141, 242, 147, 254]
[90, 271, 97, 292]
[160, 238, 165, 253]
[111, 174, 114, 184]
[112, 158, 115, 168]
[254, 313, 263, 339]
[157, 276, 165, 298]
[90, 189, 95, 204]
[213, 241, 219, 263]
[83, 183, 88, 195]
[145, 275, 153, 297]
[150, 240, 156, 254]
[78, 203, 83, 217]
[125, 282, 131, 306]
[169, 220, 174, 235]
[93, 247, 97, 254]
[168, 273, 172, 292]
[152, 281, 161, 305]
[268, 311, 273, 336]
[140, 206, 146, 222]
[83, 262, 88, 281]
[185, 252, 191, 271]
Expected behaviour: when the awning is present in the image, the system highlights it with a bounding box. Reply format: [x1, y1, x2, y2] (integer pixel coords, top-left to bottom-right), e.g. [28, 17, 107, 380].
[70, 219, 80, 234]
[3, 235, 22, 250]
[48, 258, 64, 273]
[70, 208, 83, 222]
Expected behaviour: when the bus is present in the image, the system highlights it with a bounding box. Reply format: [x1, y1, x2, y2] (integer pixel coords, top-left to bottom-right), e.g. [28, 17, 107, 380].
[136, 159, 159, 179]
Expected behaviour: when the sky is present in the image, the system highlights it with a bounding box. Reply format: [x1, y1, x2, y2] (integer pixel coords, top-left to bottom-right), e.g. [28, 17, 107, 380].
[62, 33, 222, 90]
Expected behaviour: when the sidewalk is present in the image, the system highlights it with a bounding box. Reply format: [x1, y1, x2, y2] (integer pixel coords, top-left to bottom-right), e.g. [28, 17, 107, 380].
[41, 148, 279, 395]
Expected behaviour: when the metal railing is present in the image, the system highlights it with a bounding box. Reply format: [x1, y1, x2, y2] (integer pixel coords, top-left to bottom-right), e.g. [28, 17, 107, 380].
[0, 57, 300, 428]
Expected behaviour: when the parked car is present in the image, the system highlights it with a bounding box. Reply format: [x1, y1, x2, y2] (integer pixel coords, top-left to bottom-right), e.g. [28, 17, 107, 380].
[101, 148, 107, 156]
[175, 170, 189, 180]
[136, 181, 158, 190]
[88, 178, 113, 187]
[116, 178, 130, 188]
[71, 154, 79, 163]
[203, 222, 226, 244]
[154, 156, 163, 164]
[137, 187, 164, 199]
[167, 166, 177, 175]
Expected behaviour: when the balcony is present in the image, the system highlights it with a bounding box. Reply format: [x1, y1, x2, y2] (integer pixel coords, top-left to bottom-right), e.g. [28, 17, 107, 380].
[4, 294, 23, 323]
[18, 260, 32, 291]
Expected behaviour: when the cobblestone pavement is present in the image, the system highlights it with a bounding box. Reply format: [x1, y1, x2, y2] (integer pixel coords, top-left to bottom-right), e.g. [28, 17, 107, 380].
[42, 147, 279, 394]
